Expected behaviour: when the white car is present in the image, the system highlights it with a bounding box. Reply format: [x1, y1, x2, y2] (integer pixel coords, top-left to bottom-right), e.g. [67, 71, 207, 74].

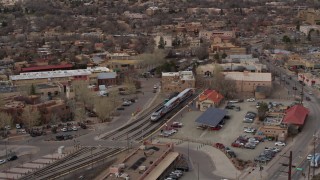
[307, 154, 313, 160]
[16, 124, 21, 129]
[0, 159, 6, 165]
[247, 98, 256, 102]
[72, 126, 78, 131]
[271, 147, 281, 152]
[61, 127, 68, 132]
[275, 141, 286, 146]
[244, 128, 255, 133]
[309, 91, 313, 95]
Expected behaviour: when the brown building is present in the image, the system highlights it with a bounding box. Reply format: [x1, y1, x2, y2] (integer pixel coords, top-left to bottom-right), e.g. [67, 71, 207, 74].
[161, 71, 195, 93]
[97, 72, 118, 87]
[258, 125, 288, 141]
[33, 99, 72, 123]
[223, 72, 272, 93]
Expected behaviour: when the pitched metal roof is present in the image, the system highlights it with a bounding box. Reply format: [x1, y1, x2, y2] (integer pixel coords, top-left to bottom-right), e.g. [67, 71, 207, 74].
[283, 105, 309, 125]
[195, 108, 227, 127]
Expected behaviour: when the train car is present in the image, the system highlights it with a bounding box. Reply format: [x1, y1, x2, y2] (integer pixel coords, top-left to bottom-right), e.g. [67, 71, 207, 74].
[150, 88, 194, 122]
[162, 97, 180, 114]
[177, 88, 193, 101]
[150, 106, 164, 122]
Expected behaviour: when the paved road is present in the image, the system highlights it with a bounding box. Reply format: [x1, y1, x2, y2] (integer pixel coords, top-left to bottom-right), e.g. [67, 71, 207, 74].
[261, 57, 320, 180]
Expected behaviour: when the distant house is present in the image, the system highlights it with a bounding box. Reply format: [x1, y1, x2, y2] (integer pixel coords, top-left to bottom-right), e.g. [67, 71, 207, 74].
[97, 72, 117, 87]
[282, 105, 309, 130]
[161, 71, 195, 93]
[196, 89, 224, 111]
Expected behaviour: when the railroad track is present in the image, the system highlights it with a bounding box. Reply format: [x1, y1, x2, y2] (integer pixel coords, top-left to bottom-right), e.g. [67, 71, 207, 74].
[43, 148, 122, 180]
[20, 147, 121, 180]
[115, 93, 198, 141]
[101, 103, 163, 140]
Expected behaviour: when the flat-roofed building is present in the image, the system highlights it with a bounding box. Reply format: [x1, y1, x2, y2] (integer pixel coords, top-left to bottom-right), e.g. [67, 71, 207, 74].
[161, 71, 195, 93]
[223, 72, 272, 93]
[9, 67, 110, 85]
[107, 142, 183, 180]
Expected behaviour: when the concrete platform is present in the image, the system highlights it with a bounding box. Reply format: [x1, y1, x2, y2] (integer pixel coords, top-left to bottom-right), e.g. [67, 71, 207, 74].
[42, 153, 65, 160]
[20, 163, 44, 169]
[6, 167, 31, 174]
[0, 172, 22, 179]
[31, 158, 52, 164]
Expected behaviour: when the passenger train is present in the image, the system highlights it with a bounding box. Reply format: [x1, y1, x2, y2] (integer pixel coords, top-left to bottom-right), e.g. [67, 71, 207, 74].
[150, 88, 194, 122]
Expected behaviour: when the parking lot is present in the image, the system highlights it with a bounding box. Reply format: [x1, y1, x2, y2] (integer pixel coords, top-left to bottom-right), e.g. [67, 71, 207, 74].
[164, 98, 297, 162]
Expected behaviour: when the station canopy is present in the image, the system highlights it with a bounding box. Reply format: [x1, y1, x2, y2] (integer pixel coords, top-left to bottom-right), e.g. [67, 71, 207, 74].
[195, 108, 227, 127]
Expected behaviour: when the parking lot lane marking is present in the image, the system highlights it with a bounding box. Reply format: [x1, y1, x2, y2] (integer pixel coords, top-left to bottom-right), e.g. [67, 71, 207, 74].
[199, 130, 208, 138]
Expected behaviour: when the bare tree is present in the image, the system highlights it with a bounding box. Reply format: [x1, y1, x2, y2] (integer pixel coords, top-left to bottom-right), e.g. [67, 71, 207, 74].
[124, 77, 136, 98]
[49, 112, 59, 125]
[210, 65, 237, 98]
[21, 106, 41, 128]
[72, 81, 94, 110]
[94, 98, 113, 122]
[136, 50, 167, 73]
[75, 106, 86, 123]
[0, 112, 12, 137]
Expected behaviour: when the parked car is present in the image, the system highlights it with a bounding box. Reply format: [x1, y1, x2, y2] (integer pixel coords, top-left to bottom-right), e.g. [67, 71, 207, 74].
[61, 127, 68, 132]
[7, 155, 18, 161]
[247, 98, 255, 102]
[72, 126, 78, 131]
[210, 125, 222, 131]
[232, 142, 244, 148]
[244, 127, 256, 133]
[17, 129, 26, 134]
[122, 101, 132, 106]
[171, 122, 183, 128]
[0, 159, 6, 165]
[117, 107, 125, 110]
[215, 143, 225, 149]
[275, 141, 286, 146]
[307, 154, 313, 161]
[175, 166, 189, 172]
[292, 86, 297, 90]
[16, 124, 21, 129]
[306, 96, 311, 101]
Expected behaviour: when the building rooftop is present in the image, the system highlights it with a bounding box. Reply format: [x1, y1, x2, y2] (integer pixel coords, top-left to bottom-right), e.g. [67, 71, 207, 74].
[21, 64, 73, 72]
[108, 142, 176, 180]
[162, 72, 179, 77]
[10, 67, 110, 81]
[223, 72, 272, 82]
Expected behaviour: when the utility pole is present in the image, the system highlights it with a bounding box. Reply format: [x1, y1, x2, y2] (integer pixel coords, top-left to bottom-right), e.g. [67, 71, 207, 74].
[300, 83, 304, 104]
[313, 132, 317, 177]
[288, 151, 292, 180]
[280, 151, 294, 180]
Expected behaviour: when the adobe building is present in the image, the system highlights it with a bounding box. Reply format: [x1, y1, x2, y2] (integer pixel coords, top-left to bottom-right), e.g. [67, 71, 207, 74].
[161, 71, 195, 93]
[223, 72, 272, 93]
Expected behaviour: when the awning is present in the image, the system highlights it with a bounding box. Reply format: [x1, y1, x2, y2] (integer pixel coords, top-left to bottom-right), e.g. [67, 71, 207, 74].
[195, 108, 227, 127]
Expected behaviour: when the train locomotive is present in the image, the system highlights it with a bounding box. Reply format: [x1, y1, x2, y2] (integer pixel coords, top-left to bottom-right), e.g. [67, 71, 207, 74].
[150, 88, 194, 122]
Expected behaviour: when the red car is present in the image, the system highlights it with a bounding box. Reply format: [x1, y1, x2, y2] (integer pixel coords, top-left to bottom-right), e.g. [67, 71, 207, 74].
[215, 143, 225, 149]
[210, 125, 222, 131]
[171, 122, 183, 128]
[231, 142, 243, 148]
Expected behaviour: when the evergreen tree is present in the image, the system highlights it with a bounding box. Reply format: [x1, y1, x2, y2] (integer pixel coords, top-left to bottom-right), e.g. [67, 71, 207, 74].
[158, 36, 165, 49]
